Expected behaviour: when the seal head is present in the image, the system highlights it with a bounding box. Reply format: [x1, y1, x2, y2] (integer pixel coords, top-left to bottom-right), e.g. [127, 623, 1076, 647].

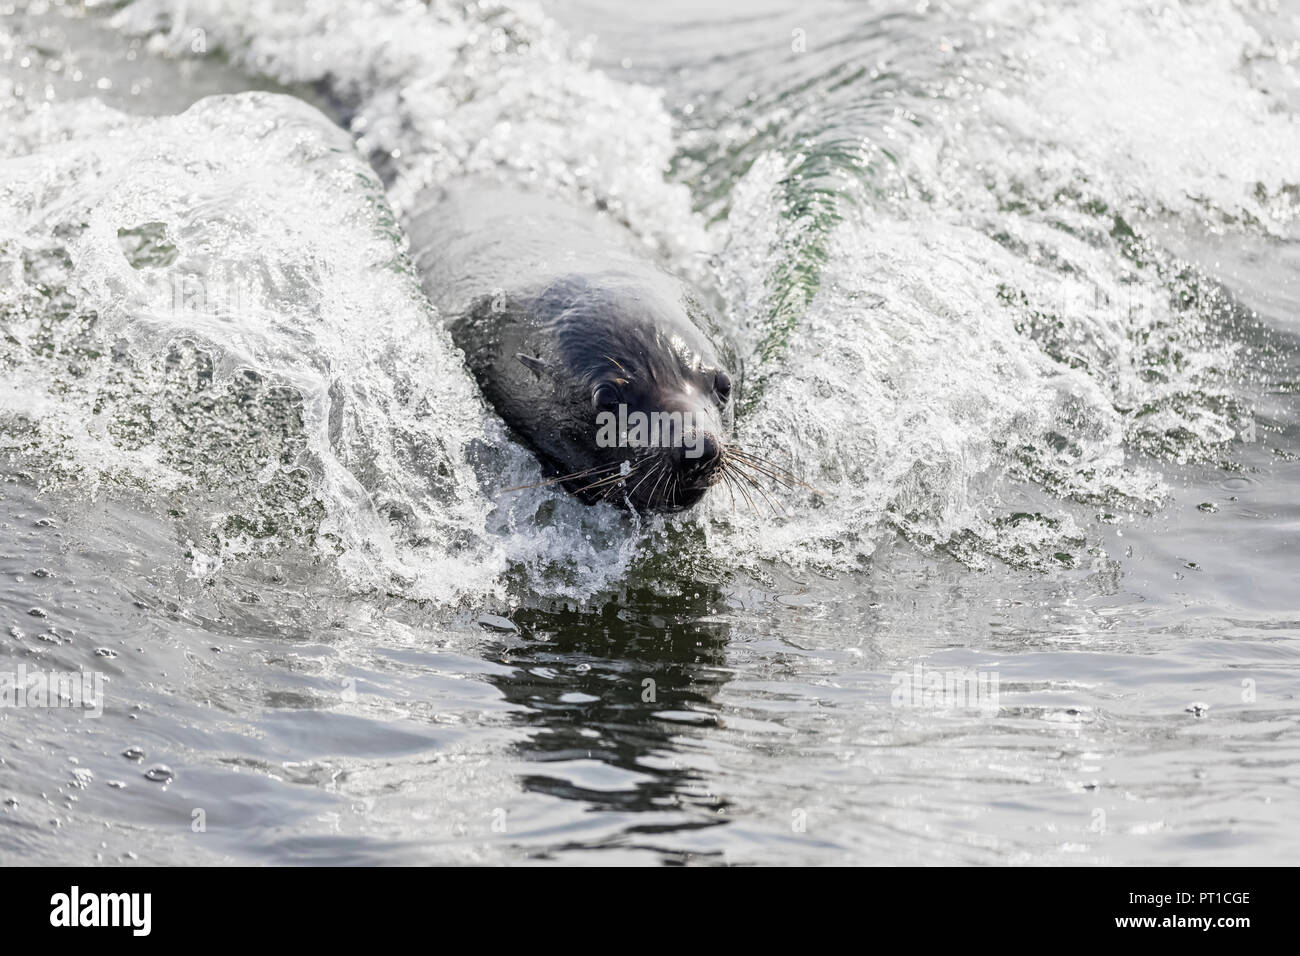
[408, 182, 742, 513]
[452, 271, 738, 513]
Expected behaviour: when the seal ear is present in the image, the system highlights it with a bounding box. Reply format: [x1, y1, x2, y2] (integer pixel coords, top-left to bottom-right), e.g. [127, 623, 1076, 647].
[516, 352, 550, 378]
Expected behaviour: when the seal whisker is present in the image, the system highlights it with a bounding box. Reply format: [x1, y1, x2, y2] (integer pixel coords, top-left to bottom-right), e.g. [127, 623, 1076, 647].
[726, 455, 800, 489]
[728, 449, 803, 479]
[729, 462, 785, 515]
[501, 462, 620, 494]
[728, 450, 816, 494]
[726, 455, 803, 495]
[572, 467, 637, 496]
[599, 461, 644, 502]
[720, 469, 738, 510]
[627, 460, 662, 500]
[647, 463, 670, 509]
[596, 477, 618, 501]
[717, 456, 779, 513]
[727, 449, 823, 496]
[642, 465, 664, 508]
[575, 474, 630, 495]
[722, 462, 759, 514]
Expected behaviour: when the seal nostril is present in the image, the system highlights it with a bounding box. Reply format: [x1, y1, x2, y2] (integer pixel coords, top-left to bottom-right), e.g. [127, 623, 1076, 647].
[699, 433, 721, 466]
[678, 432, 722, 483]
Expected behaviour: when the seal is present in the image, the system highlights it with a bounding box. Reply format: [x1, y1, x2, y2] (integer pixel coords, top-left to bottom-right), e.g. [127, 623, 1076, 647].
[407, 182, 741, 513]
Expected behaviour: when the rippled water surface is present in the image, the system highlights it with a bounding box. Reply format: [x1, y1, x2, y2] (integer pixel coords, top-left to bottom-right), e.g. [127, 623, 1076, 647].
[1, 0, 1298, 865]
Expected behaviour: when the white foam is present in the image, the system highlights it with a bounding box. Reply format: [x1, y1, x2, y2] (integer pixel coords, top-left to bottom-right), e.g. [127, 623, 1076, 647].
[2, 0, 1285, 597]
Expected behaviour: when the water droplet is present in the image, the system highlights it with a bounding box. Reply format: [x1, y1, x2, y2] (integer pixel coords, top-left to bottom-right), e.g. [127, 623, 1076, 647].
[68, 769, 94, 790]
[121, 746, 145, 761]
[143, 765, 174, 784]
[476, 614, 517, 633]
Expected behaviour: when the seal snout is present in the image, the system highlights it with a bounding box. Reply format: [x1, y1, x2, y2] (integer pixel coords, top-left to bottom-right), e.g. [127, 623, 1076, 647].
[675, 427, 723, 488]
[633, 407, 726, 512]
[596, 389, 729, 511]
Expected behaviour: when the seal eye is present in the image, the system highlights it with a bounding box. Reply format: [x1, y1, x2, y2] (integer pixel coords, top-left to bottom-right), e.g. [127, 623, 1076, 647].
[592, 382, 620, 410]
[714, 370, 732, 401]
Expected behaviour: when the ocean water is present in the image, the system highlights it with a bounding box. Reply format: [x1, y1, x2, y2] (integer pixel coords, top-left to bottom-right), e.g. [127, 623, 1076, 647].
[0, 0, 1297, 865]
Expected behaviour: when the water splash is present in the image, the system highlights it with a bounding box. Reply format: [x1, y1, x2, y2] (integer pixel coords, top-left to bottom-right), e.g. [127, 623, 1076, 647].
[3, 0, 1291, 600]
